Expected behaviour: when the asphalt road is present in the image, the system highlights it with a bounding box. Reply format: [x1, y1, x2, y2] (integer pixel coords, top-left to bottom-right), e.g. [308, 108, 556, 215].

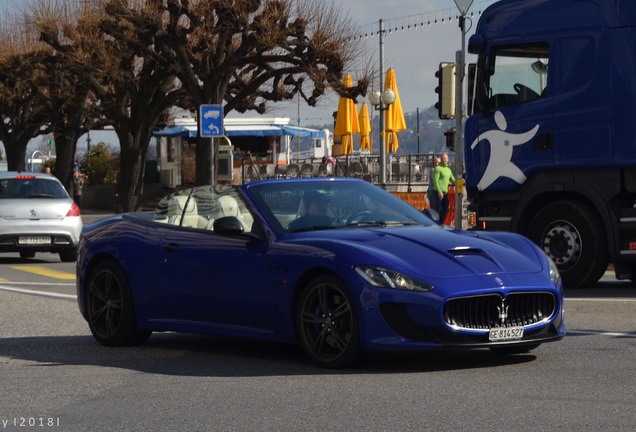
[1, 242, 635, 431]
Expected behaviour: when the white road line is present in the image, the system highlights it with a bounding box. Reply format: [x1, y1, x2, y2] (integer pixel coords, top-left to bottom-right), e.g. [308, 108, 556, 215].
[0, 285, 77, 300]
[0, 281, 75, 287]
[567, 330, 636, 338]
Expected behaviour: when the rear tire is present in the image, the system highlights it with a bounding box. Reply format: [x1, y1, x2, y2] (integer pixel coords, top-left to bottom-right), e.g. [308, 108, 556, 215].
[59, 248, 77, 262]
[85, 261, 151, 346]
[527, 200, 607, 287]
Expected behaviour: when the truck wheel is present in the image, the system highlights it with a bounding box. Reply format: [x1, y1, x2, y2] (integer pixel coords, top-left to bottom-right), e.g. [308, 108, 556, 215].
[527, 201, 607, 287]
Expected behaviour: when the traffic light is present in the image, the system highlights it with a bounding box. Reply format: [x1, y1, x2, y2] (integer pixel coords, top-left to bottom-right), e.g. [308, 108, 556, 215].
[435, 62, 456, 119]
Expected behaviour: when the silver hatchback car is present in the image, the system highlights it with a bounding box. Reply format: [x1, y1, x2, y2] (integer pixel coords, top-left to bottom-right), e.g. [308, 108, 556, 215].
[0, 172, 83, 261]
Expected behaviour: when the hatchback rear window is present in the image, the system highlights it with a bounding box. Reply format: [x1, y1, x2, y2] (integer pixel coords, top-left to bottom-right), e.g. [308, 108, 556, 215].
[0, 178, 69, 199]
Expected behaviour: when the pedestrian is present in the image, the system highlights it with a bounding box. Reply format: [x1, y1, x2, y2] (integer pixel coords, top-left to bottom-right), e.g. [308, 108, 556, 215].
[433, 152, 456, 224]
[426, 156, 441, 214]
[44, 166, 52, 175]
[72, 171, 84, 206]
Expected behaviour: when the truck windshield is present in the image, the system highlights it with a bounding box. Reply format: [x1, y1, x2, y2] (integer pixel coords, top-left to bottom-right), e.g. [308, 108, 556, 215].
[484, 44, 549, 110]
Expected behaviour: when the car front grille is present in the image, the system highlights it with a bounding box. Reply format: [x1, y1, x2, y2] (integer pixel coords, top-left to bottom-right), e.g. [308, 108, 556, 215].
[443, 292, 556, 330]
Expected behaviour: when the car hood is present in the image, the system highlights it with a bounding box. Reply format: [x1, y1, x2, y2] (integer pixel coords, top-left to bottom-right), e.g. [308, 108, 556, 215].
[0, 198, 74, 220]
[293, 226, 544, 279]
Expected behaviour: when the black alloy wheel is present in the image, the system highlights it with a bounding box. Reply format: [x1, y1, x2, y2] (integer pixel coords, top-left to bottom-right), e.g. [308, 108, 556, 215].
[85, 261, 151, 346]
[296, 275, 361, 368]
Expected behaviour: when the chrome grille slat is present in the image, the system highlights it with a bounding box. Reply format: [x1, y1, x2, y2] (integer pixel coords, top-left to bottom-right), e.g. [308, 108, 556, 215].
[444, 292, 556, 330]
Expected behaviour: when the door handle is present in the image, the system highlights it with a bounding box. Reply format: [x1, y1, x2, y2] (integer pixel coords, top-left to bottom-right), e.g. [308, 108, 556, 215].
[162, 243, 181, 253]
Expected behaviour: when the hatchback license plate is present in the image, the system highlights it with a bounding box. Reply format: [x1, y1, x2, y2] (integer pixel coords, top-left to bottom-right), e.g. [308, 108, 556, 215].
[489, 326, 524, 341]
[18, 236, 51, 245]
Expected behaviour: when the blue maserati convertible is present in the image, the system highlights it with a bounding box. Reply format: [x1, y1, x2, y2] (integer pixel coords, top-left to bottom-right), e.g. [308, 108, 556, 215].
[77, 178, 564, 368]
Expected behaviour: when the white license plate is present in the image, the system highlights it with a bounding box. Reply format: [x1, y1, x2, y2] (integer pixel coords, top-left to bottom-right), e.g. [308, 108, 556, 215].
[18, 236, 51, 245]
[489, 326, 524, 341]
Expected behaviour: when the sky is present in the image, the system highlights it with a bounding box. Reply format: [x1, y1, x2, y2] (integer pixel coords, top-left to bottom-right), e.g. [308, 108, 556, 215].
[0, 0, 499, 150]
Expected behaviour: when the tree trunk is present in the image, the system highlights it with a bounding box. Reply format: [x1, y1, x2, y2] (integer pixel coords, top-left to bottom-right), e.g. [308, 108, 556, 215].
[53, 130, 80, 191]
[115, 134, 147, 213]
[4, 140, 29, 172]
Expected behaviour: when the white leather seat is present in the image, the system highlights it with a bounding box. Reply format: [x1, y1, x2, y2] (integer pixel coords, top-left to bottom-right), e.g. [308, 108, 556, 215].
[208, 195, 253, 231]
[168, 195, 207, 228]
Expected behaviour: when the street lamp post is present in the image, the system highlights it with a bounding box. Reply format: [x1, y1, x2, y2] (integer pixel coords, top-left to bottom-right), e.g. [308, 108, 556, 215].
[454, 1, 474, 229]
[369, 89, 396, 186]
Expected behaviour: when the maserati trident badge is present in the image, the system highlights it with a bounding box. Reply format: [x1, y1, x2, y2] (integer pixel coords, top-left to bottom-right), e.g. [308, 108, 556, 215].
[497, 300, 509, 325]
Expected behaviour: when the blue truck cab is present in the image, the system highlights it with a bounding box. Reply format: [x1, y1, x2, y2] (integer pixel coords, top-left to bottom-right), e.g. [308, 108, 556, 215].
[465, 0, 636, 287]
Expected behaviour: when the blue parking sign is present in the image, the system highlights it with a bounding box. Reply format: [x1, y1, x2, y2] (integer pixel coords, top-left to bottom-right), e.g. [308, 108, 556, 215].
[199, 104, 224, 137]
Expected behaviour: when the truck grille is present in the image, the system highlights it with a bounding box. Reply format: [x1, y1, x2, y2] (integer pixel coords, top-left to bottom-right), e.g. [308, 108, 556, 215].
[443, 292, 556, 330]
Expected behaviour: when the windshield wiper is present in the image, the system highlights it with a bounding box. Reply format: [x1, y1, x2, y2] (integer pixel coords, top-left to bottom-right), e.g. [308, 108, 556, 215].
[288, 225, 336, 233]
[344, 220, 387, 228]
[27, 194, 57, 199]
[345, 220, 420, 228]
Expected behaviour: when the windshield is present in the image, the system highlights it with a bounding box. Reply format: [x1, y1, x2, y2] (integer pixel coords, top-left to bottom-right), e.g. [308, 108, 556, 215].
[480, 44, 549, 110]
[246, 179, 437, 233]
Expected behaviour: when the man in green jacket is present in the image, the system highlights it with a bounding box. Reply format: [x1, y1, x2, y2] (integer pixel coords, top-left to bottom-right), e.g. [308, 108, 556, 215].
[433, 152, 456, 224]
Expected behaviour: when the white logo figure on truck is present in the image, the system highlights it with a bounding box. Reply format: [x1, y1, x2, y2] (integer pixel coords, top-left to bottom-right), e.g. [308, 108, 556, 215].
[470, 111, 539, 190]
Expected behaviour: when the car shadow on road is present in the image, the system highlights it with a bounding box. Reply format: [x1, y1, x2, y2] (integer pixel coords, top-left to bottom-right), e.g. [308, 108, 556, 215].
[0, 332, 538, 377]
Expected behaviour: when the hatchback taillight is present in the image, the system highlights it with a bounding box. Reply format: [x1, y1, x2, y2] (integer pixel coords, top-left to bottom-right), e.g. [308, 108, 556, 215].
[66, 203, 81, 217]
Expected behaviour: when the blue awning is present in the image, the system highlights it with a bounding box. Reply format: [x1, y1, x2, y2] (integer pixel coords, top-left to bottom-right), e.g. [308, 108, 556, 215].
[153, 124, 326, 139]
[153, 125, 198, 138]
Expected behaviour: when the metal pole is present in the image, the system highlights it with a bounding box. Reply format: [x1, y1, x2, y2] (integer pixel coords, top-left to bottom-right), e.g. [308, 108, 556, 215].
[211, 137, 215, 185]
[378, 19, 387, 186]
[454, 16, 466, 230]
[417, 107, 420, 154]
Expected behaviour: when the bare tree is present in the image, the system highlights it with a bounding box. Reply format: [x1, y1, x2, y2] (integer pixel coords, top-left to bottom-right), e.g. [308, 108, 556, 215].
[27, 1, 96, 190]
[8, 0, 369, 211]
[0, 1, 95, 190]
[0, 18, 51, 172]
[108, 0, 370, 184]
[38, 0, 186, 211]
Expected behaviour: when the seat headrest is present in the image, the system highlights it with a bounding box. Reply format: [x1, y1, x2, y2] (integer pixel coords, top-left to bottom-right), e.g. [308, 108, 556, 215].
[169, 195, 196, 214]
[218, 195, 239, 217]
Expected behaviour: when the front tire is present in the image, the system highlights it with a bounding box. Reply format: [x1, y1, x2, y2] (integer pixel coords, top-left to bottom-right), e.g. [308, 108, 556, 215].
[296, 275, 361, 368]
[527, 200, 607, 287]
[85, 261, 151, 346]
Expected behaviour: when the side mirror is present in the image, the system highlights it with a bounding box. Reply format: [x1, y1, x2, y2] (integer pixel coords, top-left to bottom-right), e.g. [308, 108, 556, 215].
[213, 216, 244, 235]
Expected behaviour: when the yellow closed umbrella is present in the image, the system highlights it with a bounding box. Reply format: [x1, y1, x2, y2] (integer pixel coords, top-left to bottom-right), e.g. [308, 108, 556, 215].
[334, 74, 360, 155]
[384, 68, 406, 153]
[358, 103, 372, 152]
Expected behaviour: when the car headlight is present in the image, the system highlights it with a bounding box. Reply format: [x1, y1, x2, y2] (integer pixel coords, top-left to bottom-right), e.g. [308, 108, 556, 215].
[354, 265, 434, 292]
[547, 256, 561, 284]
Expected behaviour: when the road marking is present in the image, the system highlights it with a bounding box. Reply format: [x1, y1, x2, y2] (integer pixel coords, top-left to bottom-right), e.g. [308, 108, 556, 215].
[0, 281, 74, 286]
[11, 265, 76, 280]
[568, 330, 636, 338]
[0, 285, 76, 300]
